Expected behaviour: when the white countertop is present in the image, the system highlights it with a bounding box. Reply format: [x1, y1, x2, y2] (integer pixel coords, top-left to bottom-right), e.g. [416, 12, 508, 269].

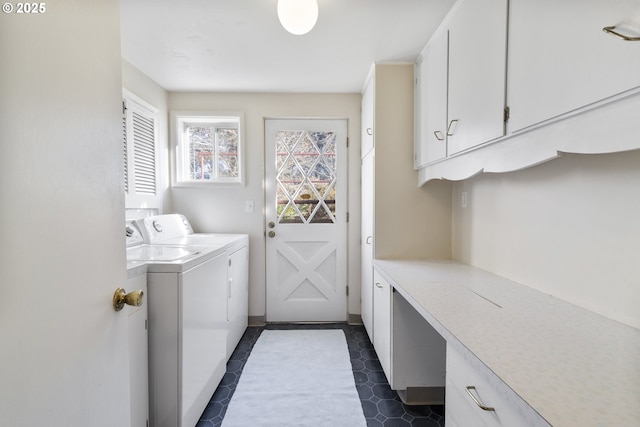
[373, 259, 640, 427]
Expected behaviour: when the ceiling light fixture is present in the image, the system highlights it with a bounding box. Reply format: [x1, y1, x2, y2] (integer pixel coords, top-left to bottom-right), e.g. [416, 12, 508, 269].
[277, 0, 319, 35]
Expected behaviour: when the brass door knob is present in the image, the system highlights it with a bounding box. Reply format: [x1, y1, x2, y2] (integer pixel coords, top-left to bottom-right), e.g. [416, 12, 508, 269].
[113, 288, 144, 312]
[268, 221, 275, 228]
[268, 231, 276, 238]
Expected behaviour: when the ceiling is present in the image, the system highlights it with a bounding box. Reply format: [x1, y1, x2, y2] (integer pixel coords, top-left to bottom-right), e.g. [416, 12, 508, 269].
[119, 0, 455, 93]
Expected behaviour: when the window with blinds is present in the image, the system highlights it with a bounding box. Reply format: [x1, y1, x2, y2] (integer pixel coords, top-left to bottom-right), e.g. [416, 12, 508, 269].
[123, 91, 160, 208]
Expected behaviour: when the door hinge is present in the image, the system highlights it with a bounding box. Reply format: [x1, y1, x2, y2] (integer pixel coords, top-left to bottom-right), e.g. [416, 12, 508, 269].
[346, 286, 349, 296]
[122, 100, 127, 115]
[503, 106, 510, 123]
[145, 319, 148, 330]
[346, 137, 349, 148]
[346, 212, 350, 222]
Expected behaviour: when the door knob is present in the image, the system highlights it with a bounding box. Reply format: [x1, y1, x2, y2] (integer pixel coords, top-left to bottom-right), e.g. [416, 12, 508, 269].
[113, 288, 144, 312]
[268, 231, 276, 238]
[268, 221, 275, 228]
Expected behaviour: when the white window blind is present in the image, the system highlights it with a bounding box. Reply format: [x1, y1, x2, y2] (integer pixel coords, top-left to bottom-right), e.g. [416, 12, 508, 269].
[123, 90, 160, 208]
[132, 110, 156, 194]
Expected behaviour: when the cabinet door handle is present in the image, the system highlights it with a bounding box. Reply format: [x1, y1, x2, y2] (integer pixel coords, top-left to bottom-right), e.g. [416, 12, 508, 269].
[366, 128, 373, 135]
[375, 282, 383, 289]
[447, 119, 459, 136]
[365, 236, 373, 245]
[603, 26, 640, 41]
[465, 386, 495, 412]
[433, 130, 445, 141]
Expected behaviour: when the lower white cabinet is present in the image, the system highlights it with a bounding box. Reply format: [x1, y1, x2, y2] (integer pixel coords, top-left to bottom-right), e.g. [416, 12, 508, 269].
[226, 241, 249, 359]
[373, 269, 447, 404]
[446, 344, 550, 427]
[372, 270, 392, 379]
[127, 271, 149, 427]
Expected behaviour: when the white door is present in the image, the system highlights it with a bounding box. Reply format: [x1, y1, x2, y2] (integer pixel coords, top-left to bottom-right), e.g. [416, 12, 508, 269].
[265, 119, 348, 322]
[0, 4, 131, 426]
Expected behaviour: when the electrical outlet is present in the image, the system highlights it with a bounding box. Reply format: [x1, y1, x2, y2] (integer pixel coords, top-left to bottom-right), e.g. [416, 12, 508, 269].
[461, 192, 468, 208]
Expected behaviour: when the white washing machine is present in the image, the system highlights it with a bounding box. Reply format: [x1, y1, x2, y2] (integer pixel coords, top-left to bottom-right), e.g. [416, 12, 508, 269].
[137, 214, 249, 359]
[126, 221, 228, 427]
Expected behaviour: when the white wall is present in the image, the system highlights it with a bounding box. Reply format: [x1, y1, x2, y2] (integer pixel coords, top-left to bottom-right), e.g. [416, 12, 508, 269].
[167, 92, 362, 320]
[452, 149, 640, 329]
[372, 64, 452, 260]
[122, 60, 170, 216]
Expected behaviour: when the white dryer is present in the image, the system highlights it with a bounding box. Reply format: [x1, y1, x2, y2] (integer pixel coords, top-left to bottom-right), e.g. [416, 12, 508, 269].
[137, 214, 249, 360]
[126, 221, 228, 427]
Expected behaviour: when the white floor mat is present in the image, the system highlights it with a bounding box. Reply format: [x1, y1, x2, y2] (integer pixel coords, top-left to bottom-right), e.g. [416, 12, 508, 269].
[221, 329, 367, 427]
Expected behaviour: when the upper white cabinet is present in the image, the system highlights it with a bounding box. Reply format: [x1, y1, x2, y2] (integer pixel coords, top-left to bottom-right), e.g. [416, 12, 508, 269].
[416, 0, 640, 184]
[507, 0, 640, 133]
[361, 76, 375, 158]
[447, 0, 508, 155]
[415, 0, 508, 166]
[415, 28, 448, 167]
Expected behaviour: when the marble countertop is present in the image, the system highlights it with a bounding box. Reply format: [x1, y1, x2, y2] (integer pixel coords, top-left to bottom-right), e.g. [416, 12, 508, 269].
[373, 259, 640, 427]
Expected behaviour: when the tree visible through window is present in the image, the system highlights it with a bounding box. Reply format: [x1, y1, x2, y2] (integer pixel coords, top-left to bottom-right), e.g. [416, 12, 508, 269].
[173, 113, 244, 185]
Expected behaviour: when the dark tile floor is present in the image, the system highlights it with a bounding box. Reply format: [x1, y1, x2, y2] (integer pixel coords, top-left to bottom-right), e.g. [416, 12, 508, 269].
[196, 323, 445, 427]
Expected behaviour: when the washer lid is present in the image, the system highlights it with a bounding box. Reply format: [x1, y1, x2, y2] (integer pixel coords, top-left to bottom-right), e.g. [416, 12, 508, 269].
[126, 245, 194, 261]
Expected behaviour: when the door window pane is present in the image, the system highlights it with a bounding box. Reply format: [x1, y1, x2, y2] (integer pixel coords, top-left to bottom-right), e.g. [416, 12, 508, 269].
[275, 130, 337, 224]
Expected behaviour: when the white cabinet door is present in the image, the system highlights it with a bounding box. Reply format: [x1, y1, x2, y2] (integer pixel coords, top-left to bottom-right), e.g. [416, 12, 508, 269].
[372, 270, 392, 381]
[416, 28, 449, 166]
[361, 77, 375, 158]
[508, 0, 640, 132]
[447, 0, 508, 155]
[361, 152, 374, 340]
[227, 244, 248, 358]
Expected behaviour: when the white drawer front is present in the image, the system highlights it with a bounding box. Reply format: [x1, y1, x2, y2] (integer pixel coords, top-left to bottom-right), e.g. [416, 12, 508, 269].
[446, 344, 550, 427]
[446, 383, 490, 427]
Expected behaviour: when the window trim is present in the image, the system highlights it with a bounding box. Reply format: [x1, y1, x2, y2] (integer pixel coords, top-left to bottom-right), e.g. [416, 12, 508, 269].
[171, 111, 245, 187]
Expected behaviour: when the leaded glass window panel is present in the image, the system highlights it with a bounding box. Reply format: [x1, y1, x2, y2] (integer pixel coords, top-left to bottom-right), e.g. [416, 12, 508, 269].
[275, 130, 337, 224]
